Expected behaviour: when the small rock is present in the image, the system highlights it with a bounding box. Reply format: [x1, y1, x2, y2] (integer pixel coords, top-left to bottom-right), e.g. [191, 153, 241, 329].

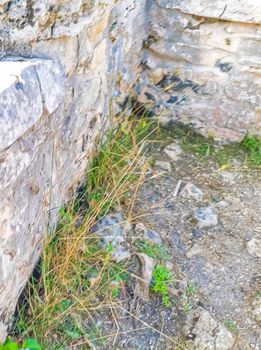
[186, 243, 202, 258]
[164, 142, 183, 162]
[251, 297, 261, 322]
[91, 213, 131, 247]
[215, 200, 229, 209]
[192, 229, 204, 239]
[246, 238, 261, 258]
[220, 171, 240, 183]
[155, 160, 172, 172]
[148, 68, 166, 84]
[135, 253, 157, 300]
[168, 287, 180, 297]
[180, 182, 204, 201]
[112, 246, 131, 263]
[0, 322, 7, 344]
[194, 207, 218, 229]
[166, 261, 174, 270]
[188, 307, 235, 350]
[135, 222, 161, 244]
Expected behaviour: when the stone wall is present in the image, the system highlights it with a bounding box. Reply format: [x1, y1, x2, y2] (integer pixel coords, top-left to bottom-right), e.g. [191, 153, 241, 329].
[0, 0, 146, 338]
[137, 0, 261, 141]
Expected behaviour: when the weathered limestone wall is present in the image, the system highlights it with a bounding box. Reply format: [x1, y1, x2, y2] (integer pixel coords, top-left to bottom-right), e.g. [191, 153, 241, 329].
[0, 0, 146, 338]
[138, 0, 261, 141]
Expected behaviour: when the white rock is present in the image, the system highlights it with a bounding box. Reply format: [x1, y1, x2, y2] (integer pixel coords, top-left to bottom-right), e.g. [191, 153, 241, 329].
[164, 142, 183, 162]
[246, 238, 261, 258]
[112, 246, 131, 263]
[135, 222, 162, 244]
[180, 182, 204, 201]
[189, 307, 235, 350]
[155, 160, 172, 172]
[194, 207, 218, 229]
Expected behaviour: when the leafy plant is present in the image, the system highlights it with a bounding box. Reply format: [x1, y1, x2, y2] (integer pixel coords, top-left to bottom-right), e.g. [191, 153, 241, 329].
[151, 265, 173, 307]
[0, 338, 41, 350]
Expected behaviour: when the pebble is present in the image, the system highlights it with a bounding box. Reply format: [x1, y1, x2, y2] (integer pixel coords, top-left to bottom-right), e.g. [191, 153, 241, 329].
[246, 238, 261, 258]
[164, 142, 183, 162]
[112, 246, 131, 263]
[135, 222, 162, 244]
[215, 200, 229, 209]
[91, 213, 131, 247]
[194, 207, 218, 229]
[186, 243, 202, 258]
[155, 160, 172, 172]
[220, 171, 240, 184]
[180, 182, 204, 200]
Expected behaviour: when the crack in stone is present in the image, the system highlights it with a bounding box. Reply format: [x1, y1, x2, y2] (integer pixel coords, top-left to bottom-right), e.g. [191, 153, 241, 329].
[33, 65, 45, 111]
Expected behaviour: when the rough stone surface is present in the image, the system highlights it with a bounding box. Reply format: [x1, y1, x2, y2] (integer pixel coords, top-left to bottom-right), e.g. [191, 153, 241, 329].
[0, 0, 146, 329]
[163, 142, 183, 162]
[180, 182, 204, 201]
[188, 307, 235, 350]
[0, 59, 64, 151]
[137, 0, 261, 141]
[246, 238, 261, 258]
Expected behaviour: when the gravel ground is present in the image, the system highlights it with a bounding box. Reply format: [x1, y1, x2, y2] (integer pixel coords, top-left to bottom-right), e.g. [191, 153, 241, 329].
[81, 138, 261, 350]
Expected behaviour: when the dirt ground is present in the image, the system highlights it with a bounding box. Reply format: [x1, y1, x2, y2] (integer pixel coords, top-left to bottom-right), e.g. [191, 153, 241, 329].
[77, 133, 261, 350]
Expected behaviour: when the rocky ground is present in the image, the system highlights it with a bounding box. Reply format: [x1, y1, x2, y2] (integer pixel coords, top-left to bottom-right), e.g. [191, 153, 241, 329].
[73, 132, 261, 350]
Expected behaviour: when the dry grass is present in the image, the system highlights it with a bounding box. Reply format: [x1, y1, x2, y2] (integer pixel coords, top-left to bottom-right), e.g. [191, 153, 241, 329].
[13, 110, 161, 349]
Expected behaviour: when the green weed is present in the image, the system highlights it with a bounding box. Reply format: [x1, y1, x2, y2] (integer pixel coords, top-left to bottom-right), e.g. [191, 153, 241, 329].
[224, 319, 239, 335]
[135, 239, 170, 261]
[241, 135, 261, 166]
[182, 301, 191, 315]
[151, 265, 173, 307]
[0, 338, 41, 350]
[186, 283, 198, 296]
[157, 124, 261, 168]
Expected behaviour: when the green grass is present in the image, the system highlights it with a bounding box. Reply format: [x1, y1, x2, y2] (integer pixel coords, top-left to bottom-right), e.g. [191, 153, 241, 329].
[151, 265, 173, 307]
[157, 124, 261, 168]
[12, 115, 158, 349]
[134, 239, 170, 261]
[241, 135, 261, 166]
[224, 320, 239, 335]
[186, 283, 198, 296]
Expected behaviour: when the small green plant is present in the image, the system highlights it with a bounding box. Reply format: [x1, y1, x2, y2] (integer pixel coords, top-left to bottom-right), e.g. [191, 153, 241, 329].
[186, 283, 198, 296]
[224, 319, 239, 334]
[0, 338, 41, 350]
[241, 135, 261, 166]
[151, 265, 173, 307]
[182, 301, 191, 315]
[135, 239, 170, 261]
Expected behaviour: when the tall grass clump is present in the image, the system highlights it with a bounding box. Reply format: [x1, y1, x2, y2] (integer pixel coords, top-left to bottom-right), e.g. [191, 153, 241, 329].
[13, 111, 158, 349]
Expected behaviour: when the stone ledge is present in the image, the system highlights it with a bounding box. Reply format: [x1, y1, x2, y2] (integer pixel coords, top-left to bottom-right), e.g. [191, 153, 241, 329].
[0, 58, 65, 152]
[155, 0, 261, 23]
